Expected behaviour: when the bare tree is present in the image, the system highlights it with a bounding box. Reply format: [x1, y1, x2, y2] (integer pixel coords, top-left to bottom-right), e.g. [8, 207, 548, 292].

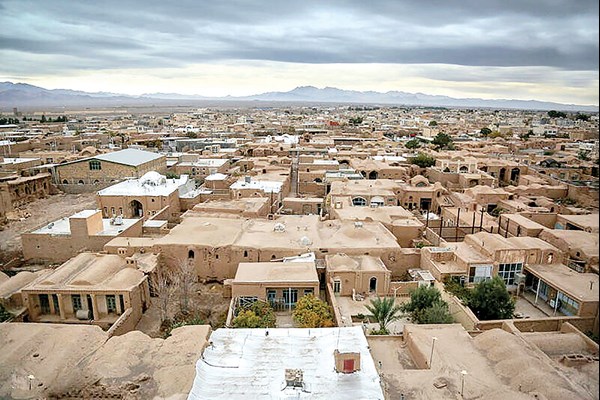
[155, 267, 176, 325]
[174, 256, 198, 315]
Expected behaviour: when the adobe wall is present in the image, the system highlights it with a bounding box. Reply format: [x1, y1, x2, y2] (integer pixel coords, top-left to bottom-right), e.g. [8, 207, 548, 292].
[22, 218, 143, 262]
[404, 329, 429, 369]
[477, 315, 597, 334]
[435, 281, 479, 331]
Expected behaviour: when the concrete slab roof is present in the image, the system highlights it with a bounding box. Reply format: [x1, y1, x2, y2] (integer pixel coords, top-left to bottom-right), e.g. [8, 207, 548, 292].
[233, 262, 318, 284]
[526, 263, 599, 303]
[94, 148, 164, 166]
[326, 254, 389, 273]
[187, 327, 384, 399]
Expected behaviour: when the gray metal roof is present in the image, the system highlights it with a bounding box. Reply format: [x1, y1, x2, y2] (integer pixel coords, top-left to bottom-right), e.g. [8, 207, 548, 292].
[94, 148, 163, 167]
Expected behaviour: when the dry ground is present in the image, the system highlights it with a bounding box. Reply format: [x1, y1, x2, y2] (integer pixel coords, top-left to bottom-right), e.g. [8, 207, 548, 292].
[136, 283, 230, 338]
[0, 192, 97, 264]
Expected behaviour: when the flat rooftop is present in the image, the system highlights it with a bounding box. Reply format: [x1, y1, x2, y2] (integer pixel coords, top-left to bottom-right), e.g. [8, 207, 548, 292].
[500, 213, 547, 230]
[233, 262, 318, 284]
[156, 215, 401, 252]
[98, 172, 188, 197]
[31, 213, 138, 236]
[187, 327, 384, 400]
[526, 263, 599, 303]
[326, 254, 389, 273]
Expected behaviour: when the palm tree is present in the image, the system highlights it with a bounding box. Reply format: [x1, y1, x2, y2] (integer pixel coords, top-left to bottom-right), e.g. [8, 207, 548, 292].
[364, 297, 403, 334]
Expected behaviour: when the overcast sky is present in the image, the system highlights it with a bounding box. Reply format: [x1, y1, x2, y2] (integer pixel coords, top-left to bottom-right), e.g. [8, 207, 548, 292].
[1, 0, 598, 105]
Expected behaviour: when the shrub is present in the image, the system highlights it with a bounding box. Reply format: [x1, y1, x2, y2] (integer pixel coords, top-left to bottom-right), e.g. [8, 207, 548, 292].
[410, 153, 436, 168]
[232, 300, 276, 328]
[402, 285, 453, 324]
[468, 277, 515, 320]
[292, 295, 334, 328]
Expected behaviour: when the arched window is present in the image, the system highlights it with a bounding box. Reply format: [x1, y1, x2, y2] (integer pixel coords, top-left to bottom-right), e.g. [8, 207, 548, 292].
[369, 277, 377, 292]
[352, 197, 367, 206]
[188, 249, 195, 259]
[370, 196, 385, 207]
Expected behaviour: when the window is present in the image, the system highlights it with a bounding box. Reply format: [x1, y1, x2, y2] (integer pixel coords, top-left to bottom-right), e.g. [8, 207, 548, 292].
[537, 280, 550, 301]
[72, 294, 82, 311]
[283, 289, 298, 306]
[39, 294, 51, 314]
[188, 249, 195, 259]
[497, 263, 523, 286]
[352, 197, 367, 206]
[469, 265, 493, 283]
[333, 279, 341, 294]
[89, 160, 102, 170]
[303, 289, 314, 296]
[267, 289, 277, 303]
[557, 292, 579, 316]
[106, 295, 117, 314]
[52, 294, 60, 315]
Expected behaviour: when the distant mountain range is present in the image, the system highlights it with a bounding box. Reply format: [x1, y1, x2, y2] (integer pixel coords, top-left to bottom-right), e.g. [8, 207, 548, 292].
[1, 81, 597, 112]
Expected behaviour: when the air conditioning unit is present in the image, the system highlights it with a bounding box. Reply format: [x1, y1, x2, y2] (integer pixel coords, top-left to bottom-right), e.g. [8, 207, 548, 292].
[514, 273, 526, 285]
[549, 299, 555, 308]
[75, 309, 92, 320]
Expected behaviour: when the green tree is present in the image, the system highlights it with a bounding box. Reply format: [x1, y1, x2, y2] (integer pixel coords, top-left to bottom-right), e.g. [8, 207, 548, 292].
[467, 277, 515, 320]
[480, 127, 492, 137]
[548, 110, 567, 119]
[575, 113, 590, 122]
[0, 303, 12, 322]
[578, 150, 591, 161]
[410, 153, 436, 168]
[349, 116, 364, 126]
[405, 139, 421, 149]
[402, 285, 453, 324]
[232, 310, 263, 328]
[365, 296, 403, 334]
[432, 132, 453, 150]
[429, 120, 438, 126]
[419, 302, 454, 324]
[41, 114, 47, 123]
[292, 294, 334, 328]
[232, 300, 276, 328]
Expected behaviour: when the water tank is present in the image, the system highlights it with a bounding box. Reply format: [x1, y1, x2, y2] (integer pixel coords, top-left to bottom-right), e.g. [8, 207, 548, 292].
[76, 309, 92, 320]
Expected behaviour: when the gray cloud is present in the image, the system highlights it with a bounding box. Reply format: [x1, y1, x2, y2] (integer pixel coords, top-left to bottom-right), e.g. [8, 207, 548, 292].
[0, 0, 598, 75]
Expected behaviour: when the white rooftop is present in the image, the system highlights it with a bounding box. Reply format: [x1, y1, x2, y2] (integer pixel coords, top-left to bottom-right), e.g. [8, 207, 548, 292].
[178, 159, 228, 167]
[187, 327, 384, 400]
[372, 155, 407, 162]
[313, 159, 339, 165]
[230, 179, 283, 193]
[0, 157, 39, 165]
[205, 173, 228, 181]
[31, 213, 138, 236]
[98, 172, 189, 197]
[94, 148, 163, 167]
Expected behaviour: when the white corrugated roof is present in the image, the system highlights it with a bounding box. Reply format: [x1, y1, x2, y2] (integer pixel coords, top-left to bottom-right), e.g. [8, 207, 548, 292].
[94, 148, 163, 167]
[187, 327, 384, 400]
